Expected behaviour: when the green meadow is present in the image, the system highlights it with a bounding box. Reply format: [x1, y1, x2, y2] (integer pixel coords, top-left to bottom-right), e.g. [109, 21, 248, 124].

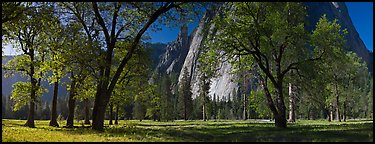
[2, 119, 373, 142]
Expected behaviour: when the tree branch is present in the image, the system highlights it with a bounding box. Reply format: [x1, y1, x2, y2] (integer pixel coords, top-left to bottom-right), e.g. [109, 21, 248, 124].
[281, 49, 326, 78]
[107, 2, 185, 94]
[92, 2, 110, 44]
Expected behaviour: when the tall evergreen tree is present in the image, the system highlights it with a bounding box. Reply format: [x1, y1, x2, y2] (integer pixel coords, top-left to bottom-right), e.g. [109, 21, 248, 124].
[178, 67, 193, 120]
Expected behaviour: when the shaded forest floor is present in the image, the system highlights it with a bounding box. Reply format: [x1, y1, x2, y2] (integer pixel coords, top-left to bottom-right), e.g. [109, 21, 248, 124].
[2, 119, 373, 142]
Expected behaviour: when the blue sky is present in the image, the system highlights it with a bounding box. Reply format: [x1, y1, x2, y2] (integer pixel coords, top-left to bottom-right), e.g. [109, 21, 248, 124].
[346, 2, 373, 52]
[2, 2, 373, 55]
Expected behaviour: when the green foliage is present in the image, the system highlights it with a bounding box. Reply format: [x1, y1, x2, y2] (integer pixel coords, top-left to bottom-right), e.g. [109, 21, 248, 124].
[249, 90, 272, 119]
[159, 75, 175, 121]
[10, 82, 47, 111]
[178, 67, 193, 120]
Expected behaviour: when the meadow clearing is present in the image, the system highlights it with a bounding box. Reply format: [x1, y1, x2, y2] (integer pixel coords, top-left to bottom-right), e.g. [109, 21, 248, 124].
[2, 119, 373, 142]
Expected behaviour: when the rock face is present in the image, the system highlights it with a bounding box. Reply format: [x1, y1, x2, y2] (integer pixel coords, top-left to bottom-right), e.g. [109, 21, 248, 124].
[153, 26, 191, 76]
[154, 2, 373, 101]
[177, 10, 239, 100]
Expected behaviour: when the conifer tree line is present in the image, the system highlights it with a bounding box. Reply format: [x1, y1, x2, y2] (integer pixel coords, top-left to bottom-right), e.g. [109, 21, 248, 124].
[2, 2, 372, 131]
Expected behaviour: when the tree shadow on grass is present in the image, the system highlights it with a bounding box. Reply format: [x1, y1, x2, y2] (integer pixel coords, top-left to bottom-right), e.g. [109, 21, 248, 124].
[56, 121, 372, 142]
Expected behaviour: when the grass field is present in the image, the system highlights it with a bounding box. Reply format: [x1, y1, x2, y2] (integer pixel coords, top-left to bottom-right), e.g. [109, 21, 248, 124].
[2, 119, 373, 142]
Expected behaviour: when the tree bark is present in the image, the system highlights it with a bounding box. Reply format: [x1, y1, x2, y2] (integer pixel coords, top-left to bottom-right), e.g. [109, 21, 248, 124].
[288, 83, 296, 122]
[92, 89, 109, 131]
[109, 103, 113, 125]
[203, 103, 206, 121]
[115, 104, 118, 125]
[259, 76, 286, 128]
[275, 83, 287, 128]
[84, 98, 91, 125]
[49, 80, 60, 127]
[24, 50, 36, 128]
[66, 76, 76, 128]
[342, 101, 346, 122]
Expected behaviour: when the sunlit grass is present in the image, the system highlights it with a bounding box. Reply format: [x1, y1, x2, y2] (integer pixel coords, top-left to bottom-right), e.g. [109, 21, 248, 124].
[2, 119, 373, 142]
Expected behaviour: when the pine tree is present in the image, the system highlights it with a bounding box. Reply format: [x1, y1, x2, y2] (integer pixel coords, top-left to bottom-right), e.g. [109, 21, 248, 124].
[160, 74, 174, 121]
[178, 67, 193, 120]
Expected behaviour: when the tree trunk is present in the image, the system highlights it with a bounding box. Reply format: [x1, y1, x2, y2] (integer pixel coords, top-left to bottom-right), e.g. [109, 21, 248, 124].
[259, 76, 286, 128]
[330, 103, 334, 121]
[275, 114, 287, 128]
[24, 82, 36, 128]
[288, 83, 296, 122]
[327, 109, 331, 122]
[328, 104, 332, 122]
[335, 83, 341, 122]
[203, 103, 206, 121]
[243, 93, 248, 120]
[92, 89, 110, 131]
[66, 76, 76, 128]
[24, 52, 36, 128]
[342, 101, 346, 122]
[275, 82, 287, 128]
[307, 108, 310, 120]
[84, 99, 91, 125]
[115, 104, 118, 125]
[109, 103, 113, 125]
[49, 80, 59, 127]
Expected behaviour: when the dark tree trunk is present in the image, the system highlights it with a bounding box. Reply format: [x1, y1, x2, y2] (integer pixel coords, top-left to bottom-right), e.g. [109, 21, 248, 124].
[84, 99, 91, 125]
[66, 76, 76, 128]
[342, 101, 346, 122]
[115, 104, 118, 125]
[275, 83, 287, 128]
[307, 108, 310, 120]
[25, 51, 36, 128]
[24, 83, 36, 128]
[275, 114, 287, 128]
[259, 76, 286, 128]
[92, 89, 110, 131]
[49, 80, 59, 127]
[203, 103, 206, 121]
[109, 103, 113, 125]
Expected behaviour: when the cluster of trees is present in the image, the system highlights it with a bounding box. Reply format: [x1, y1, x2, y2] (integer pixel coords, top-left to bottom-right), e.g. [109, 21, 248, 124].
[2, 2, 206, 131]
[2, 2, 372, 131]
[2, 94, 90, 122]
[200, 2, 373, 128]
